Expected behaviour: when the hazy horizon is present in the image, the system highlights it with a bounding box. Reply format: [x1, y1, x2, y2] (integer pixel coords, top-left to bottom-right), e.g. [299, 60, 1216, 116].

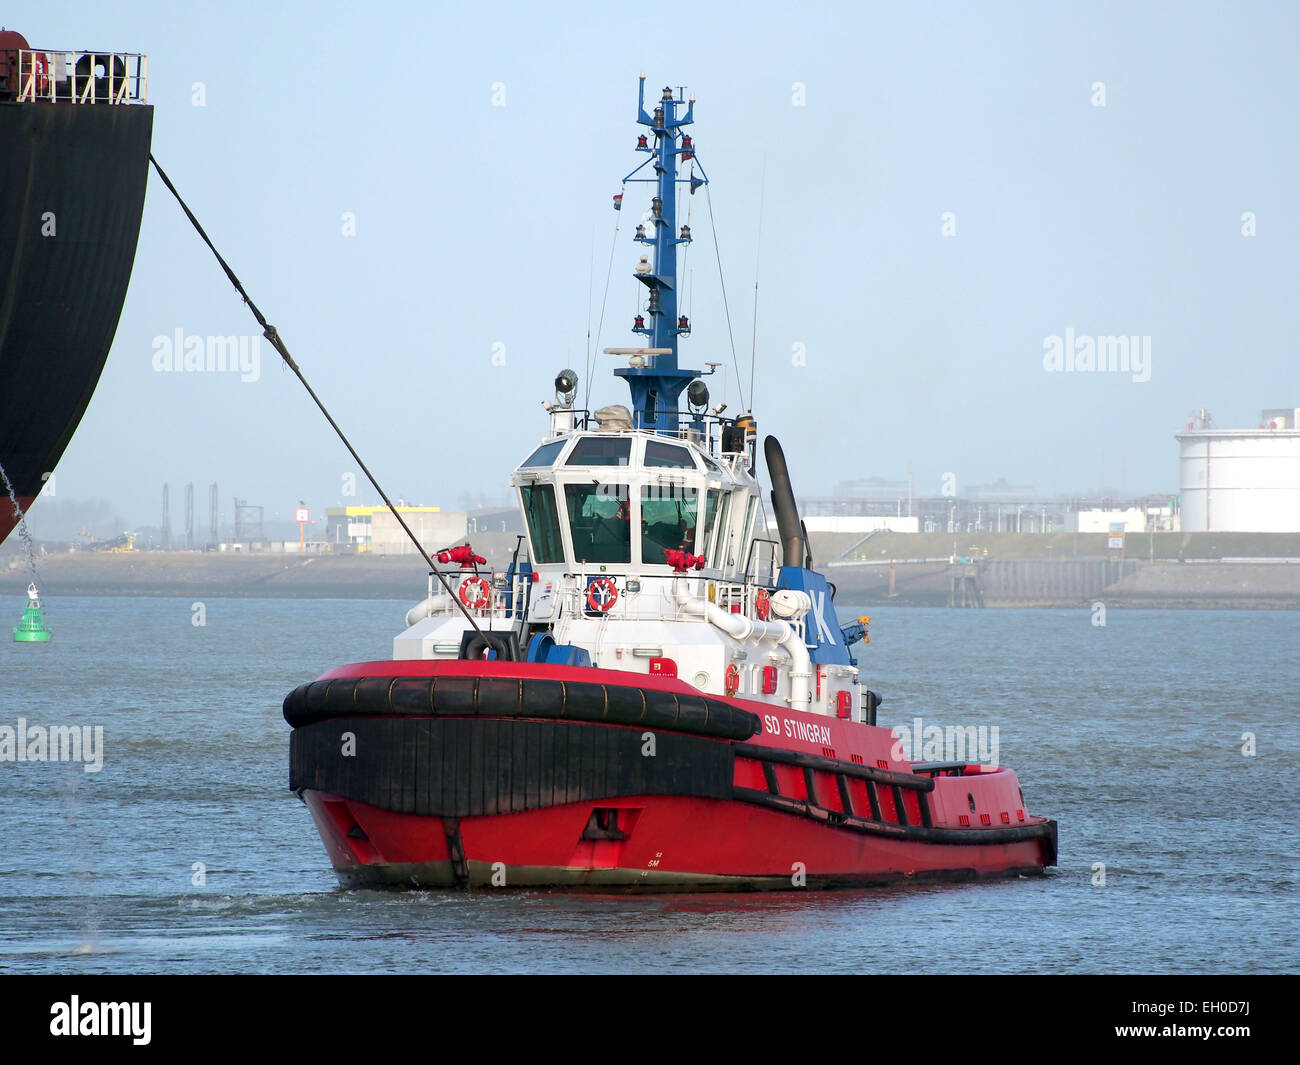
[9, 1, 1297, 532]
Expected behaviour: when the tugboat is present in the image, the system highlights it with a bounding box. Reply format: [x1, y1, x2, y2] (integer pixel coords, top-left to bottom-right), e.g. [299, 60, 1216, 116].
[284, 77, 1057, 890]
[13, 583, 51, 643]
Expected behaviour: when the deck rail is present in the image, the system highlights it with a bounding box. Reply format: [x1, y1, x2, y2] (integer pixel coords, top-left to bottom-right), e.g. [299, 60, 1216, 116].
[13, 49, 148, 104]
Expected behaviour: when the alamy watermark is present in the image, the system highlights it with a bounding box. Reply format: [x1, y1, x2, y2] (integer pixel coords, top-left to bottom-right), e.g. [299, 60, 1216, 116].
[1042, 328, 1150, 383]
[151, 329, 261, 382]
[50, 996, 150, 1045]
[890, 716, 999, 766]
[0, 718, 104, 773]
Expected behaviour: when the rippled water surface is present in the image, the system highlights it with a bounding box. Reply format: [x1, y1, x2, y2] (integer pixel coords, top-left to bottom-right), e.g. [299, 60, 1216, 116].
[1, 597, 1295, 973]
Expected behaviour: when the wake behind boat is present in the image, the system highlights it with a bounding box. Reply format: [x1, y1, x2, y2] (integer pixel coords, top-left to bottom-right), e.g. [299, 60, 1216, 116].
[282, 76, 1057, 890]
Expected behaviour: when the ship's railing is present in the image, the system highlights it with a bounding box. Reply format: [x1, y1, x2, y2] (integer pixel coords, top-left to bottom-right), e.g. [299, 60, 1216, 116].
[494, 572, 536, 621]
[13, 49, 148, 105]
[438, 571, 537, 626]
[711, 582, 809, 642]
[552, 408, 754, 462]
[552, 569, 807, 639]
[433, 565, 804, 638]
[743, 537, 782, 588]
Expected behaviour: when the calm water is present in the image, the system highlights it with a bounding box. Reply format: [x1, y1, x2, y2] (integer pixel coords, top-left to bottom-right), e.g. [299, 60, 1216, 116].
[1, 597, 1296, 974]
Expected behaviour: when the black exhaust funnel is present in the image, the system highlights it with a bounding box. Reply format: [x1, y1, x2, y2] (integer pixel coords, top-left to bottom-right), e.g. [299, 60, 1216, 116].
[764, 435, 806, 570]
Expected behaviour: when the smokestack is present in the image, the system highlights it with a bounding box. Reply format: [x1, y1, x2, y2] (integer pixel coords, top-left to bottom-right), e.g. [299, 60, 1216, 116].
[764, 435, 805, 570]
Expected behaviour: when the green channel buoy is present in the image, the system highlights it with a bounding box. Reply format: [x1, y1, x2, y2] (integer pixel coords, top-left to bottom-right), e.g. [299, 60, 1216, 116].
[13, 583, 51, 643]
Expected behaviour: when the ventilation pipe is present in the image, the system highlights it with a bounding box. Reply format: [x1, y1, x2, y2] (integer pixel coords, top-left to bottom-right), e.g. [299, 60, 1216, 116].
[764, 435, 807, 570]
[675, 581, 812, 711]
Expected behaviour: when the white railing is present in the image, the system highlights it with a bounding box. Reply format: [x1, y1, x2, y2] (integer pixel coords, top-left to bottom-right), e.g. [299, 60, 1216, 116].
[15, 49, 148, 104]
[553, 571, 807, 638]
[429, 569, 806, 640]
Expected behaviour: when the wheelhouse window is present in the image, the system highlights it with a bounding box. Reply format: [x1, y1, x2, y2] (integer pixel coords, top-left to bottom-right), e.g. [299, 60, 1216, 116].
[520, 484, 564, 564]
[713, 493, 734, 569]
[565, 482, 630, 564]
[740, 494, 757, 570]
[641, 484, 700, 563]
[644, 440, 697, 469]
[701, 488, 722, 564]
[521, 439, 566, 467]
[738, 494, 759, 569]
[565, 437, 631, 467]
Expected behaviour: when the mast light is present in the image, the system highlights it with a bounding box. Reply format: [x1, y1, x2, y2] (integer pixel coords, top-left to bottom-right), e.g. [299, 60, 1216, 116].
[554, 369, 578, 407]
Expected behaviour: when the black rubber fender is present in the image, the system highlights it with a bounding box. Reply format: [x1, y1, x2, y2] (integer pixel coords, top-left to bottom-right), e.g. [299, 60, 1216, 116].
[283, 672, 762, 742]
[458, 630, 520, 662]
[72, 53, 127, 100]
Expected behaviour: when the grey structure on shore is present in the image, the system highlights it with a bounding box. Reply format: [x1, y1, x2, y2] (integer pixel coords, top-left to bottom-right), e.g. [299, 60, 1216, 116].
[4, 536, 1300, 608]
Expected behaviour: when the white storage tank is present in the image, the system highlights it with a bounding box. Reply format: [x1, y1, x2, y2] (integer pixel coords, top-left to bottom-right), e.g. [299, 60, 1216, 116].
[1175, 408, 1300, 532]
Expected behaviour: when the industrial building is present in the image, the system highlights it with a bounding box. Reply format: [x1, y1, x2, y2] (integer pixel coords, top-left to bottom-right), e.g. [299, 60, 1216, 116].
[799, 488, 1177, 535]
[1175, 408, 1300, 532]
[1064, 508, 1147, 534]
[802, 516, 920, 533]
[324, 505, 468, 554]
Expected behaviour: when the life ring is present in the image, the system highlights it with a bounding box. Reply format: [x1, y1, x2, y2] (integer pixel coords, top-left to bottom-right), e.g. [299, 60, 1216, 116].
[724, 664, 740, 697]
[458, 575, 492, 611]
[586, 577, 619, 612]
[755, 588, 771, 621]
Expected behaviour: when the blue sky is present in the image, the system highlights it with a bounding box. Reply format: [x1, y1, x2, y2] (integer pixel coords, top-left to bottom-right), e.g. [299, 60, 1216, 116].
[15, 0, 1300, 529]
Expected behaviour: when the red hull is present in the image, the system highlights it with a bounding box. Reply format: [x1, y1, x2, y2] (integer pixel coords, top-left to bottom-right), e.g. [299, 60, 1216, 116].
[286, 660, 1057, 891]
[0, 495, 34, 545]
[303, 791, 1053, 890]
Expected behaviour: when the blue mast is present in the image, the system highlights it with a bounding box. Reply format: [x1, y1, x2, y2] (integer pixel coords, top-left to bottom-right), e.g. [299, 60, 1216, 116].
[615, 75, 707, 434]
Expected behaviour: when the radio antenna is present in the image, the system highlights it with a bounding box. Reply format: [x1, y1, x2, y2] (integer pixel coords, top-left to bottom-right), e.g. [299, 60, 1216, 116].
[749, 158, 766, 412]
